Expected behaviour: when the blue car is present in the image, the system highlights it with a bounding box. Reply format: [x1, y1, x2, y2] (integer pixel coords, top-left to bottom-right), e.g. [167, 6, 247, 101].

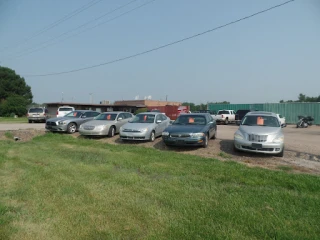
[162, 113, 217, 148]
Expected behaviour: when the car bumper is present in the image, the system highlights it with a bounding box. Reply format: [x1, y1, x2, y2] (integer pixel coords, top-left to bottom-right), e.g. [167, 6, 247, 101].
[79, 129, 108, 136]
[120, 131, 149, 140]
[162, 136, 205, 146]
[234, 139, 284, 154]
[45, 125, 68, 132]
[28, 117, 46, 121]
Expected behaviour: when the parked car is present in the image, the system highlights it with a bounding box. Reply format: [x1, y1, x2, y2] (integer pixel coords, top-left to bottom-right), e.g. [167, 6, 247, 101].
[234, 111, 285, 157]
[162, 113, 217, 148]
[56, 106, 75, 118]
[276, 114, 286, 127]
[212, 110, 236, 125]
[27, 107, 49, 123]
[46, 110, 100, 133]
[235, 110, 252, 125]
[119, 112, 170, 142]
[79, 112, 133, 137]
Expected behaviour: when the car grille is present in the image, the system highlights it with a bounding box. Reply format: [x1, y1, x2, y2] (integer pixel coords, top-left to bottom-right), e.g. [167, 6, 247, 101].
[46, 121, 57, 126]
[170, 133, 191, 138]
[248, 134, 267, 142]
[242, 146, 274, 152]
[122, 129, 141, 132]
[84, 126, 95, 130]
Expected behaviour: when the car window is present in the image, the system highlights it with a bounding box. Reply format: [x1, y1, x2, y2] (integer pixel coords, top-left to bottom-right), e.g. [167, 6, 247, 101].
[64, 111, 82, 118]
[124, 113, 133, 118]
[242, 115, 280, 127]
[174, 115, 206, 125]
[160, 114, 167, 121]
[218, 110, 230, 114]
[155, 114, 162, 122]
[59, 107, 74, 111]
[28, 108, 44, 113]
[118, 113, 125, 119]
[95, 113, 117, 120]
[131, 114, 155, 123]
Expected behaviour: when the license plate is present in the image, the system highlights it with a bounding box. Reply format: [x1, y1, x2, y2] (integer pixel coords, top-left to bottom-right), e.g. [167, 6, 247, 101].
[251, 143, 262, 149]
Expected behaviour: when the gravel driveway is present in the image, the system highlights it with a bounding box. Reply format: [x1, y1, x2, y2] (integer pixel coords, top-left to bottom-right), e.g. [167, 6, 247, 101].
[1, 123, 319, 175]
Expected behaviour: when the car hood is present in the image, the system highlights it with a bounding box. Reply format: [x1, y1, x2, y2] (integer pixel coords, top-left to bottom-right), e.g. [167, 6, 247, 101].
[239, 125, 281, 135]
[47, 116, 78, 122]
[122, 122, 155, 130]
[82, 120, 113, 127]
[165, 124, 205, 133]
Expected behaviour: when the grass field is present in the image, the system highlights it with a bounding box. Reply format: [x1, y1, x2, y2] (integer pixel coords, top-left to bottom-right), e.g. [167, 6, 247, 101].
[0, 133, 319, 239]
[0, 117, 28, 123]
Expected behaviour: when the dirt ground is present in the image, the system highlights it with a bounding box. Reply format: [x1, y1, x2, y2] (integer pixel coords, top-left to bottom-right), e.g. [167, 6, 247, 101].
[1, 125, 320, 175]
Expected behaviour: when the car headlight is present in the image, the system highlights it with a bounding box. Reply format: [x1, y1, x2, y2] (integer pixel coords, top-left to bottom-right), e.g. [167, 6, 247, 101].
[190, 132, 204, 138]
[79, 125, 83, 129]
[273, 135, 284, 143]
[58, 121, 67, 125]
[140, 128, 148, 132]
[234, 133, 244, 140]
[162, 131, 169, 136]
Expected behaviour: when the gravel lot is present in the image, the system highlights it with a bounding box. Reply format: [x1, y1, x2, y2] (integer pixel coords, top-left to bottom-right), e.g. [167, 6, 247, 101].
[1, 123, 319, 175]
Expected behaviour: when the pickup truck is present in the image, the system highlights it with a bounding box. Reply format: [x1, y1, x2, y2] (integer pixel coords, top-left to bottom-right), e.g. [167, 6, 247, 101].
[212, 110, 236, 125]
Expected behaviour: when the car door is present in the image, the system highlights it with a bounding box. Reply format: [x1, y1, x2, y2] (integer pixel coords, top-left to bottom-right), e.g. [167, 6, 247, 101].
[154, 114, 163, 136]
[208, 115, 216, 138]
[116, 113, 127, 132]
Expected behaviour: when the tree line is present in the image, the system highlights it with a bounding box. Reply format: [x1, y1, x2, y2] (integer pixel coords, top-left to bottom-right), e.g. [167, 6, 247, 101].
[182, 101, 230, 112]
[0, 66, 33, 117]
[280, 93, 320, 103]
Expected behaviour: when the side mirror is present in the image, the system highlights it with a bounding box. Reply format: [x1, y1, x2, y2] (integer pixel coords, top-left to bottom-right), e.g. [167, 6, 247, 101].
[156, 120, 162, 124]
[81, 115, 86, 118]
[118, 117, 123, 121]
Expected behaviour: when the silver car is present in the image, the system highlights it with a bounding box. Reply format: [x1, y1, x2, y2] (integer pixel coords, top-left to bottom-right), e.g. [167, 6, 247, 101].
[120, 112, 170, 142]
[46, 110, 100, 134]
[79, 112, 134, 137]
[234, 111, 284, 157]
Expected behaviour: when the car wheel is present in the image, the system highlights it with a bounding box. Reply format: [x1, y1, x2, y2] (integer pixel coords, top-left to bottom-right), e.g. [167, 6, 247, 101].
[203, 134, 208, 148]
[108, 126, 115, 137]
[67, 123, 77, 134]
[28, 120, 31, 123]
[225, 119, 229, 125]
[276, 148, 284, 157]
[149, 131, 155, 142]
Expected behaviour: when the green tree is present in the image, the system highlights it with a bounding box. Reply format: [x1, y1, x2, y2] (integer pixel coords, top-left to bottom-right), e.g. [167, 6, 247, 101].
[0, 66, 33, 116]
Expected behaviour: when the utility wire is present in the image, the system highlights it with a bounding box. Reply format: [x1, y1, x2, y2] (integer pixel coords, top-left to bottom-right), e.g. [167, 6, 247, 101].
[24, 0, 295, 77]
[0, 0, 104, 53]
[11, 0, 142, 59]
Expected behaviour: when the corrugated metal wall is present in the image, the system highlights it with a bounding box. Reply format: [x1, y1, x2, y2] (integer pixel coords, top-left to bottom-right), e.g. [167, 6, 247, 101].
[208, 103, 320, 124]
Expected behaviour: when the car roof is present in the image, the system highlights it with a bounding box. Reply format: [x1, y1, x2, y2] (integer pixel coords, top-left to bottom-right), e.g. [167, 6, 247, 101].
[179, 113, 210, 116]
[245, 111, 277, 117]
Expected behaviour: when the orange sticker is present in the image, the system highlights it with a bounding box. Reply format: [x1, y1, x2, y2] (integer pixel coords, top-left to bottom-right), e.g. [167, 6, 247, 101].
[189, 117, 194, 123]
[73, 112, 77, 116]
[107, 115, 111, 120]
[144, 115, 147, 121]
[257, 117, 264, 125]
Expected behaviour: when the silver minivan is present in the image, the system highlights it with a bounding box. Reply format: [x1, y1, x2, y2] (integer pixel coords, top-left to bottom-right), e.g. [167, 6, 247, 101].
[27, 107, 49, 123]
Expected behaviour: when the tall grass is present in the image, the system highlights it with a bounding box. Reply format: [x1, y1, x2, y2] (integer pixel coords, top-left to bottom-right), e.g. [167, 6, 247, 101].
[0, 133, 319, 239]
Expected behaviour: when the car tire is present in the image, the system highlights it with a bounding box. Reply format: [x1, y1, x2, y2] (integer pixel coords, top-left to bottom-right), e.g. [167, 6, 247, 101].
[225, 119, 229, 125]
[67, 123, 77, 134]
[28, 120, 31, 123]
[203, 134, 209, 148]
[276, 148, 284, 157]
[149, 131, 155, 142]
[108, 126, 115, 137]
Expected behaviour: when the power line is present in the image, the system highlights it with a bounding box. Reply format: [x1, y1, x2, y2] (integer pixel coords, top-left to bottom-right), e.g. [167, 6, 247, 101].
[0, 0, 104, 53]
[10, 0, 143, 59]
[24, 0, 295, 77]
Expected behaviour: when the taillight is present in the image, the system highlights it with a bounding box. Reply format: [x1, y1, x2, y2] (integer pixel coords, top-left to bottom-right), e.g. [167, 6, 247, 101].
[56, 111, 58, 115]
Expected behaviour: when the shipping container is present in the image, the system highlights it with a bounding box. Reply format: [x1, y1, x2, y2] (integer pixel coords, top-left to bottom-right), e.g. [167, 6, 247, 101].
[147, 105, 189, 120]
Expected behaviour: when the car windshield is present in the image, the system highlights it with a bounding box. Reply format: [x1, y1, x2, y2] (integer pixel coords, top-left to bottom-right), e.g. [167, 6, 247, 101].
[95, 113, 117, 121]
[218, 110, 229, 114]
[59, 107, 73, 111]
[29, 108, 44, 113]
[64, 111, 83, 118]
[131, 114, 155, 123]
[242, 115, 280, 127]
[174, 115, 206, 125]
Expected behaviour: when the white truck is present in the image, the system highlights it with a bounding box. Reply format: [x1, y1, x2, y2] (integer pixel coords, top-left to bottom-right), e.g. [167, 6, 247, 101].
[212, 110, 236, 125]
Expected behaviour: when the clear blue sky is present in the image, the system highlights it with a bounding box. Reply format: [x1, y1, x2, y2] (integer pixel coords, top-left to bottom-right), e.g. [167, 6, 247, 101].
[0, 0, 319, 104]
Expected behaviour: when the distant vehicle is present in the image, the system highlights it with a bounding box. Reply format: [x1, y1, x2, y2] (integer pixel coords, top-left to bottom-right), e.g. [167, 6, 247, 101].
[235, 110, 252, 124]
[79, 112, 133, 137]
[234, 111, 285, 157]
[212, 110, 236, 125]
[27, 107, 49, 123]
[146, 105, 190, 120]
[162, 113, 217, 148]
[56, 106, 75, 118]
[120, 112, 170, 142]
[46, 110, 100, 133]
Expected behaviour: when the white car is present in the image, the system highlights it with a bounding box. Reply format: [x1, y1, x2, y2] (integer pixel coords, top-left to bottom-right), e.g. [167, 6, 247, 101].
[276, 114, 286, 127]
[56, 106, 75, 118]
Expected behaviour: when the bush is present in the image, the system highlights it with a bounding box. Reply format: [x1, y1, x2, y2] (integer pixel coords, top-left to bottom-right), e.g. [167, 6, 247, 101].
[135, 108, 148, 114]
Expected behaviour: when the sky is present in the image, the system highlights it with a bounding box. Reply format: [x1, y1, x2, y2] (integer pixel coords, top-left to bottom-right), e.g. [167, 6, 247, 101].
[0, 0, 319, 105]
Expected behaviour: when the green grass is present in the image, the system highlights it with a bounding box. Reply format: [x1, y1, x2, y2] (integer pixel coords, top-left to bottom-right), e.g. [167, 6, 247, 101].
[4, 131, 13, 139]
[0, 117, 28, 123]
[0, 134, 320, 239]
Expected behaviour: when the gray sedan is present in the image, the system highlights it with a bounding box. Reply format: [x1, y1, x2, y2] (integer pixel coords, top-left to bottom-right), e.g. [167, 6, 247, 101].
[234, 111, 285, 157]
[79, 112, 133, 137]
[46, 110, 100, 133]
[120, 112, 170, 142]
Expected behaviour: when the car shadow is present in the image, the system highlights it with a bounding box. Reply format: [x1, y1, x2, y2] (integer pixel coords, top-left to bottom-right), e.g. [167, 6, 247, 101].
[153, 139, 203, 152]
[219, 139, 273, 159]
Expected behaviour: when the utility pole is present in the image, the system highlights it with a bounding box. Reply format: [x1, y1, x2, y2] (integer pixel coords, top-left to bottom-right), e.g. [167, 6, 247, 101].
[89, 93, 93, 104]
[166, 95, 168, 101]
[61, 92, 64, 103]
